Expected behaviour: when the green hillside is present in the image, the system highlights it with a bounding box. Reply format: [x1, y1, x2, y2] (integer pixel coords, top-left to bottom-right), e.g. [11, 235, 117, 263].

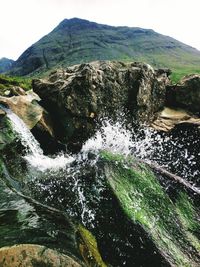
[10, 18, 200, 78]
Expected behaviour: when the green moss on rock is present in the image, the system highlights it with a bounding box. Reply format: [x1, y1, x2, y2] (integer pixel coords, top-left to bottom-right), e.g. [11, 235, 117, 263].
[0, 115, 16, 150]
[77, 225, 107, 267]
[101, 151, 200, 266]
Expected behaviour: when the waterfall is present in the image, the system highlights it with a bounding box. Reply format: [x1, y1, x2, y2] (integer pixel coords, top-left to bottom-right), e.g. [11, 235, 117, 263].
[4, 107, 74, 172]
[4, 104, 200, 186]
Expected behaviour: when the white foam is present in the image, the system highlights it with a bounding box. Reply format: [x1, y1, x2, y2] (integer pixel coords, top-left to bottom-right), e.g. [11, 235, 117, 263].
[5, 107, 74, 172]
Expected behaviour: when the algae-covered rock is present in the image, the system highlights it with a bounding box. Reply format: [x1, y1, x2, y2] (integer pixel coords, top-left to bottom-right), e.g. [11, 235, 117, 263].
[101, 151, 200, 266]
[0, 113, 16, 150]
[77, 225, 107, 267]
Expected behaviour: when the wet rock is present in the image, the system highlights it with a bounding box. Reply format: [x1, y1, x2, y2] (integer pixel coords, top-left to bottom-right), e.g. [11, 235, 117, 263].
[0, 244, 82, 267]
[10, 86, 27, 96]
[0, 92, 50, 130]
[32, 61, 170, 149]
[152, 107, 200, 131]
[0, 114, 16, 150]
[167, 74, 200, 113]
[0, 93, 63, 154]
[77, 225, 107, 267]
[101, 151, 200, 266]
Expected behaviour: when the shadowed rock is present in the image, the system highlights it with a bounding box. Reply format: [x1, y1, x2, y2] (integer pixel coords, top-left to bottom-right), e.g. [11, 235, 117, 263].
[33, 61, 170, 151]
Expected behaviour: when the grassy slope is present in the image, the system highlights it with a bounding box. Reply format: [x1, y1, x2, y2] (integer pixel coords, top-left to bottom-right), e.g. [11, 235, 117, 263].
[0, 74, 31, 95]
[10, 18, 200, 80]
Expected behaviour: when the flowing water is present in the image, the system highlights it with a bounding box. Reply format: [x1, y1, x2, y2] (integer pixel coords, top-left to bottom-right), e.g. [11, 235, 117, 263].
[1, 109, 200, 266]
[5, 107, 74, 172]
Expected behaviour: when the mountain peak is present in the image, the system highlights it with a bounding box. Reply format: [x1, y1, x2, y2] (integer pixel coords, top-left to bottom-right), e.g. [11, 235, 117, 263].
[8, 18, 200, 76]
[55, 17, 102, 31]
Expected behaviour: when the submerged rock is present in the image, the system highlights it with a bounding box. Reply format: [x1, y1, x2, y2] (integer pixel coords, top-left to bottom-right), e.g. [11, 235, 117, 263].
[32, 61, 170, 150]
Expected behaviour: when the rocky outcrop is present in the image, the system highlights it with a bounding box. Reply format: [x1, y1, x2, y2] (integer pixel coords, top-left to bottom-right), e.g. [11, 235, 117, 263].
[0, 92, 63, 153]
[33, 61, 170, 150]
[167, 74, 200, 114]
[0, 92, 51, 130]
[152, 107, 200, 131]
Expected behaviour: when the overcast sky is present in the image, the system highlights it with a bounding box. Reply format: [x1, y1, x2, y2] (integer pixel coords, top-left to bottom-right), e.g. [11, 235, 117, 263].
[1, 0, 200, 60]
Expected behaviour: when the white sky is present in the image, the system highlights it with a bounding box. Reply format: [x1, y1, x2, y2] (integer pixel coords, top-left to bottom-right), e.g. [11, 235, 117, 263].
[1, 0, 200, 60]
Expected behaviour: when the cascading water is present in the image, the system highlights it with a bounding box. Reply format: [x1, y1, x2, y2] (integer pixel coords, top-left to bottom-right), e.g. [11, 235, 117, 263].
[4, 107, 74, 172]
[2, 108, 200, 266]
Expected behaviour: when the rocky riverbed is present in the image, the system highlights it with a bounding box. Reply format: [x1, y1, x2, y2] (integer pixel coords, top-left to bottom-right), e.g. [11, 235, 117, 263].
[0, 61, 200, 266]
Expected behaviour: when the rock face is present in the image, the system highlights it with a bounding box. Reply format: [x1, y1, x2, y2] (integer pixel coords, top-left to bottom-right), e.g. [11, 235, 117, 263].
[0, 92, 62, 153]
[152, 107, 200, 131]
[0, 244, 82, 267]
[0, 57, 14, 73]
[33, 61, 170, 150]
[167, 74, 200, 113]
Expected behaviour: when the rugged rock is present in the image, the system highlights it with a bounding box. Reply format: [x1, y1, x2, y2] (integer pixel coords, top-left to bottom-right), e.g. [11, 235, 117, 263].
[167, 74, 200, 113]
[0, 92, 63, 153]
[152, 107, 200, 131]
[33, 61, 170, 151]
[0, 244, 82, 267]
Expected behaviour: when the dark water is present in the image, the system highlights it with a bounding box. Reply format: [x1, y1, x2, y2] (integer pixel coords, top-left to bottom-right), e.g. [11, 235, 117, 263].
[1, 112, 200, 266]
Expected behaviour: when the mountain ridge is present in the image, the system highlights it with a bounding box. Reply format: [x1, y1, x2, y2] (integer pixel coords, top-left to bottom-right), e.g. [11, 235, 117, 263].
[0, 57, 14, 73]
[8, 18, 200, 77]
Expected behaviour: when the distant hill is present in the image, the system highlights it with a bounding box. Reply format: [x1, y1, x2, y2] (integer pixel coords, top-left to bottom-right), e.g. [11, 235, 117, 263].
[9, 18, 200, 78]
[0, 58, 14, 73]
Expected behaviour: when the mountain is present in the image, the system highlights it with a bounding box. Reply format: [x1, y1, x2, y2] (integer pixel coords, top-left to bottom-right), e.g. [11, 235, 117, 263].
[0, 57, 14, 73]
[9, 18, 200, 78]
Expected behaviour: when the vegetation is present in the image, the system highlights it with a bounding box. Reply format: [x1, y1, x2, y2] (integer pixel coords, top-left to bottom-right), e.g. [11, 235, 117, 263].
[101, 151, 200, 266]
[170, 67, 200, 83]
[8, 18, 200, 77]
[77, 225, 107, 267]
[0, 74, 31, 95]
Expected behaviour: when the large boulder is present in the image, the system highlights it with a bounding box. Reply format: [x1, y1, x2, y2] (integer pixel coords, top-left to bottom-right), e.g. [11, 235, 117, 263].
[167, 74, 200, 113]
[32, 61, 170, 150]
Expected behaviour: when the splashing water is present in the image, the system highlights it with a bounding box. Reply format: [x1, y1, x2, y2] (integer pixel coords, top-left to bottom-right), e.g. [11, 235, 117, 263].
[5, 108, 74, 172]
[81, 120, 134, 156]
[4, 107, 200, 226]
[82, 119, 200, 186]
